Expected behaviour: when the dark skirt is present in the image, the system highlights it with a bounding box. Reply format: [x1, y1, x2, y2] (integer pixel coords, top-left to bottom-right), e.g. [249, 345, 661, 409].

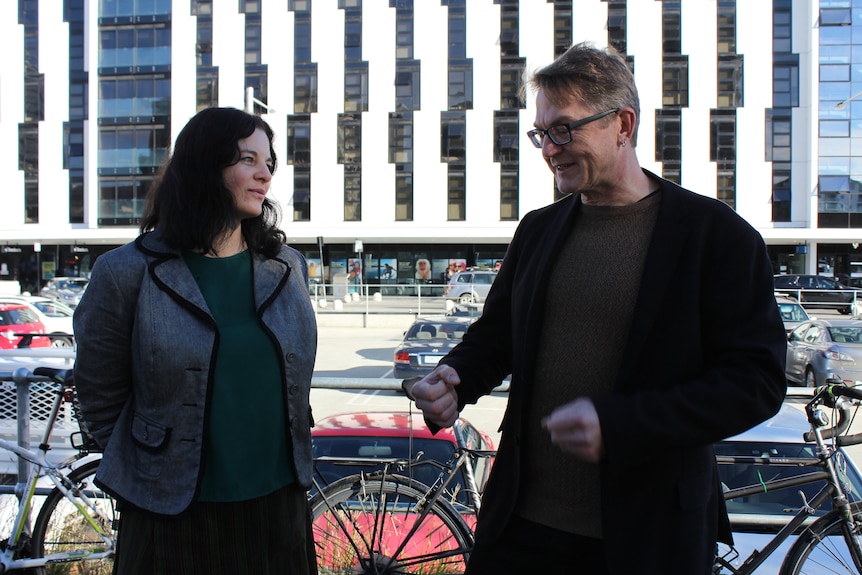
[113, 482, 317, 575]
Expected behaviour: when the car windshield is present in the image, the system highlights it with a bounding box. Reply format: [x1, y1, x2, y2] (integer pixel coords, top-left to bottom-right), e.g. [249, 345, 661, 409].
[56, 279, 87, 290]
[827, 327, 862, 343]
[716, 440, 862, 529]
[405, 323, 467, 341]
[312, 436, 472, 504]
[778, 302, 808, 322]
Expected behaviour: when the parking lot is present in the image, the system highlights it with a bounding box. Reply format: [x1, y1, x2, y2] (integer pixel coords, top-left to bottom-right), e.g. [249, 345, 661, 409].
[312, 322, 507, 444]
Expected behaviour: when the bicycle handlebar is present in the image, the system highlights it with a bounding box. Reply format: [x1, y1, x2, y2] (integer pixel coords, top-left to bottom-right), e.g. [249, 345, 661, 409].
[803, 383, 862, 443]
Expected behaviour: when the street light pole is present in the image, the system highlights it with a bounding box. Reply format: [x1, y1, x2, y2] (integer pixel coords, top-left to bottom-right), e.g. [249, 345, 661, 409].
[245, 87, 276, 114]
[835, 90, 862, 110]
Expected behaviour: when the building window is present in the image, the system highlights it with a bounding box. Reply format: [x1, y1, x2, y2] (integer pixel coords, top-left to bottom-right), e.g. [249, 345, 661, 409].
[501, 58, 525, 110]
[662, 56, 689, 108]
[820, 8, 852, 27]
[98, 176, 151, 226]
[447, 2, 466, 59]
[774, 57, 799, 108]
[100, 75, 171, 118]
[197, 68, 218, 111]
[395, 164, 413, 221]
[448, 169, 466, 221]
[448, 60, 473, 111]
[773, 1, 792, 54]
[345, 64, 368, 113]
[767, 110, 792, 222]
[717, 0, 735, 53]
[395, 62, 420, 111]
[294, 13, 311, 63]
[294, 168, 311, 222]
[717, 169, 735, 210]
[717, 56, 743, 108]
[498, 2, 518, 57]
[344, 165, 361, 221]
[344, 14, 362, 62]
[395, 4, 414, 60]
[500, 169, 518, 221]
[710, 110, 736, 162]
[339, 114, 362, 221]
[245, 66, 268, 115]
[389, 113, 413, 164]
[196, 15, 212, 66]
[606, 0, 625, 55]
[441, 112, 466, 163]
[655, 109, 681, 183]
[288, 116, 311, 166]
[494, 111, 518, 163]
[295, 64, 318, 114]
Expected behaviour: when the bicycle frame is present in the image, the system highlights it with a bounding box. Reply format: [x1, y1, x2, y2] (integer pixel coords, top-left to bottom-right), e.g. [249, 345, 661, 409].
[0, 376, 114, 571]
[715, 386, 862, 574]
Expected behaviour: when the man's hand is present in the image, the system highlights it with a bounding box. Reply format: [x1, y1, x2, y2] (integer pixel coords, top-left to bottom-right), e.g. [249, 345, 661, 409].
[542, 397, 605, 463]
[409, 365, 461, 428]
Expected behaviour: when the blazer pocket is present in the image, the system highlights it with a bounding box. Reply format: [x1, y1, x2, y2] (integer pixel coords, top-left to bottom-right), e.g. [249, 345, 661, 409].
[130, 411, 171, 453]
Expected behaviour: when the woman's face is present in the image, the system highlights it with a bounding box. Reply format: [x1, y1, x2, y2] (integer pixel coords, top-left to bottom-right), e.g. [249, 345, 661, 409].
[223, 128, 273, 220]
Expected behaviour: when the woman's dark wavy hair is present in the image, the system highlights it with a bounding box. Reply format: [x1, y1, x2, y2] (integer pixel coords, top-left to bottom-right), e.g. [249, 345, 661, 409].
[140, 107, 286, 258]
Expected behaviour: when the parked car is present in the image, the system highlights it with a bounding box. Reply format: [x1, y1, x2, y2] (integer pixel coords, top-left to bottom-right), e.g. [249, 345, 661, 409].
[0, 295, 74, 348]
[311, 411, 495, 502]
[39, 277, 88, 308]
[785, 318, 862, 387]
[393, 316, 475, 378]
[443, 269, 497, 304]
[0, 303, 51, 350]
[773, 274, 861, 314]
[445, 302, 484, 317]
[714, 398, 862, 573]
[776, 294, 811, 334]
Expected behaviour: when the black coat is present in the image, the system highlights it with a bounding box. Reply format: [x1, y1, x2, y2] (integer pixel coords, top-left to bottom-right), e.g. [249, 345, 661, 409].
[440, 173, 787, 574]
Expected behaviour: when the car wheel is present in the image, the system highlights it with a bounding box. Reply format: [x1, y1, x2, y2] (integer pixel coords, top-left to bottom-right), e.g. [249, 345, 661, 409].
[804, 368, 817, 388]
[50, 336, 73, 349]
[840, 305, 852, 315]
[459, 292, 474, 304]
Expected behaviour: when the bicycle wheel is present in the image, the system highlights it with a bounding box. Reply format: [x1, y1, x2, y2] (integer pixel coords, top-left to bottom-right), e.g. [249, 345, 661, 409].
[30, 459, 117, 575]
[780, 501, 862, 574]
[310, 473, 473, 575]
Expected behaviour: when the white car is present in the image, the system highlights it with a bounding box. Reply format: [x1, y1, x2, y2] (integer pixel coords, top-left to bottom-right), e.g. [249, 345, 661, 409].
[0, 295, 75, 348]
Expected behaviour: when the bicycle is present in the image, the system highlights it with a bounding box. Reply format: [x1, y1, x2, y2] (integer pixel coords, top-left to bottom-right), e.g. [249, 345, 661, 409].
[0, 366, 116, 574]
[309, 381, 495, 575]
[713, 381, 862, 574]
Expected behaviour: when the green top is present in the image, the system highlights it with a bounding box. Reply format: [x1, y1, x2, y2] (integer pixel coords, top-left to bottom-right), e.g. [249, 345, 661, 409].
[183, 250, 296, 501]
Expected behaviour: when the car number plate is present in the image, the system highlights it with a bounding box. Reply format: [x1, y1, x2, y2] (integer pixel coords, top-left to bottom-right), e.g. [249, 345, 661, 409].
[420, 355, 444, 366]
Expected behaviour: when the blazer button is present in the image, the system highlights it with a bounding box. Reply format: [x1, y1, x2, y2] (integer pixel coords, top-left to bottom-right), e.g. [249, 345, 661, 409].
[286, 352, 297, 362]
[289, 384, 299, 395]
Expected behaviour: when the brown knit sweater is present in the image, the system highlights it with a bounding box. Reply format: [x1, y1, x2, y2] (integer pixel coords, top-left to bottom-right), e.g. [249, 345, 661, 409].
[513, 191, 661, 538]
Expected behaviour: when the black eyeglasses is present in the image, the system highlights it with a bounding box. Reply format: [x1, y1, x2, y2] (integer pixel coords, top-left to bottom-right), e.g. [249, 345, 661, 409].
[526, 109, 620, 148]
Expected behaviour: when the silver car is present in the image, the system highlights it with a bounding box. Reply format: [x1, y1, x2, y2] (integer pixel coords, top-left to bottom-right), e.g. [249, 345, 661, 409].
[443, 270, 496, 304]
[39, 277, 88, 308]
[785, 318, 862, 387]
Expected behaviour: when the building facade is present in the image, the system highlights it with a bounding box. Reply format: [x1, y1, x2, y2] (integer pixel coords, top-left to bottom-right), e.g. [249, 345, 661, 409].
[0, 0, 859, 293]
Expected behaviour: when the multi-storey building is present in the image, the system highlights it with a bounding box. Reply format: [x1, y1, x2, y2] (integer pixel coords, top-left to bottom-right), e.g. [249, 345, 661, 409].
[0, 1, 859, 293]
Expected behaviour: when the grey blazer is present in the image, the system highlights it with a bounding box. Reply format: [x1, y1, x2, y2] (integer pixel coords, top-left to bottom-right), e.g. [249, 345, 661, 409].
[73, 231, 317, 516]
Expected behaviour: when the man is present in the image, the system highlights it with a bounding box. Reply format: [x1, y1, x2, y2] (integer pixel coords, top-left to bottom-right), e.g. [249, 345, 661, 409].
[409, 42, 787, 574]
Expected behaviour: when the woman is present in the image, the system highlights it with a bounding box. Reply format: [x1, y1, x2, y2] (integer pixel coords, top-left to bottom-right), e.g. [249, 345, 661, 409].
[73, 107, 318, 574]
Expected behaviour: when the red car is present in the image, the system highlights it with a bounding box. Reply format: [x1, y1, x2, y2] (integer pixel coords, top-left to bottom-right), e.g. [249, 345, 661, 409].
[311, 411, 494, 495]
[0, 303, 51, 350]
[311, 412, 495, 573]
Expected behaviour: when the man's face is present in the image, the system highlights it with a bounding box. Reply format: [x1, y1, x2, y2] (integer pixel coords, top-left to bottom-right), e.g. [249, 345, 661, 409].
[533, 91, 620, 197]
